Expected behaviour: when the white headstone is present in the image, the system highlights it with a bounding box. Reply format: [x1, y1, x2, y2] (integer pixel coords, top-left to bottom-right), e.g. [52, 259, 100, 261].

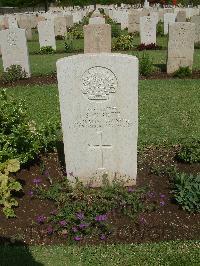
[56, 54, 138, 186]
[38, 20, 56, 50]
[140, 16, 157, 45]
[0, 28, 30, 77]
[8, 16, 18, 28]
[167, 22, 195, 73]
[191, 15, 200, 43]
[54, 16, 67, 37]
[164, 13, 176, 34]
[89, 17, 105, 24]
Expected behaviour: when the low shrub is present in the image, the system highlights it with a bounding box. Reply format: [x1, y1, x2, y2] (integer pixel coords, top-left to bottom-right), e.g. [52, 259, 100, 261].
[139, 53, 153, 76]
[68, 24, 84, 39]
[39, 46, 55, 54]
[33, 175, 153, 241]
[112, 34, 134, 50]
[137, 43, 161, 51]
[55, 35, 64, 40]
[172, 171, 200, 212]
[176, 140, 200, 163]
[156, 21, 164, 37]
[65, 39, 74, 53]
[173, 66, 192, 78]
[194, 42, 200, 49]
[0, 90, 59, 165]
[0, 159, 22, 218]
[111, 23, 122, 38]
[1, 65, 27, 84]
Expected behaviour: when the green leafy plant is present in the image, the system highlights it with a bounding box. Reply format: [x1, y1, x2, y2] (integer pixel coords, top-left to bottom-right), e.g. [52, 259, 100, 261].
[111, 23, 122, 38]
[112, 34, 134, 50]
[39, 46, 55, 54]
[139, 53, 153, 76]
[176, 140, 200, 163]
[1, 65, 27, 84]
[156, 21, 164, 37]
[0, 159, 22, 218]
[68, 24, 84, 39]
[55, 35, 64, 40]
[34, 175, 149, 241]
[173, 66, 192, 78]
[194, 42, 200, 49]
[0, 90, 59, 165]
[172, 171, 200, 212]
[64, 33, 74, 53]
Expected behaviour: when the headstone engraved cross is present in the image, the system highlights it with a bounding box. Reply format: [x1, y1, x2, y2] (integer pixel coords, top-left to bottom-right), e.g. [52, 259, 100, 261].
[57, 54, 138, 187]
[88, 131, 112, 170]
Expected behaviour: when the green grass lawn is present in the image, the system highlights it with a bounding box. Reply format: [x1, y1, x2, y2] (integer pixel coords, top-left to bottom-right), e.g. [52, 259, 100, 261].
[0, 32, 200, 76]
[0, 240, 199, 266]
[1, 79, 200, 147]
[1, 49, 199, 76]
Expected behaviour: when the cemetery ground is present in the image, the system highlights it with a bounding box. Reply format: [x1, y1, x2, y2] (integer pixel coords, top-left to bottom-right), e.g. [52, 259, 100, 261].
[0, 31, 200, 264]
[0, 79, 200, 261]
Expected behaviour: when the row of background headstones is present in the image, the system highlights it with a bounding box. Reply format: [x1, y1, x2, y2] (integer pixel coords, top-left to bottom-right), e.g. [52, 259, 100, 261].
[0, 4, 199, 185]
[0, 6, 199, 76]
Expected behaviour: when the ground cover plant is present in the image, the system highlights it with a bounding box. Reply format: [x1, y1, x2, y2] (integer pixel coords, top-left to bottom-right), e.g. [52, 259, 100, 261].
[0, 80, 199, 248]
[0, 65, 27, 84]
[0, 13, 200, 263]
[0, 90, 59, 165]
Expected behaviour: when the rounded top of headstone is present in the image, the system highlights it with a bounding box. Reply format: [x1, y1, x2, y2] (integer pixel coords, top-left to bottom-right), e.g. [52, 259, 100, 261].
[91, 10, 103, 18]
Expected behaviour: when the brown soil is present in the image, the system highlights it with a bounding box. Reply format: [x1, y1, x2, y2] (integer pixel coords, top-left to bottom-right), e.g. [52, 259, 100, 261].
[0, 74, 57, 88]
[1, 71, 200, 88]
[0, 147, 200, 246]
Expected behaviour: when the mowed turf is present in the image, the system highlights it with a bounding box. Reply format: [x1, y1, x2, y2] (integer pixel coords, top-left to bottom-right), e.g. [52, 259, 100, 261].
[1, 79, 200, 147]
[0, 240, 199, 266]
[0, 31, 200, 76]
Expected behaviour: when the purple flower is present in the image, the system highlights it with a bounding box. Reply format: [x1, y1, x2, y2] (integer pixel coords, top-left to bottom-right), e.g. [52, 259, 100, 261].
[33, 177, 42, 185]
[95, 214, 107, 222]
[139, 217, 147, 224]
[76, 212, 84, 220]
[160, 201, 165, 206]
[147, 191, 155, 198]
[128, 187, 134, 193]
[79, 223, 89, 229]
[50, 209, 57, 216]
[36, 215, 46, 224]
[72, 226, 78, 233]
[74, 236, 82, 241]
[100, 234, 106, 240]
[160, 194, 166, 198]
[28, 190, 34, 197]
[59, 220, 67, 227]
[63, 171, 67, 176]
[47, 226, 53, 235]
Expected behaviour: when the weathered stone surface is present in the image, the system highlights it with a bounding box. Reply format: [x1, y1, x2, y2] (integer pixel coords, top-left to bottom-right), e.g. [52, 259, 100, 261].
[8, 16, 18, 28]
[164, 13, 176, 35]
[17, 14, 33, 40]
[176, 10, 186, 22]
[56, 53, 138, 186]
[191, 15, 200, 43]
[65, 14, 73, 27]
[84, 24, 111, 53]
[91, 10, 103, 18]
[128, 9, 149, 33]
[89, 17, 105, 24]
[140, 16, 157, 45]
[0, 28, 30, 77]
[38, 20, 56, 50]
[54, 16, 67, 37]
[167, 22, 195, 73]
